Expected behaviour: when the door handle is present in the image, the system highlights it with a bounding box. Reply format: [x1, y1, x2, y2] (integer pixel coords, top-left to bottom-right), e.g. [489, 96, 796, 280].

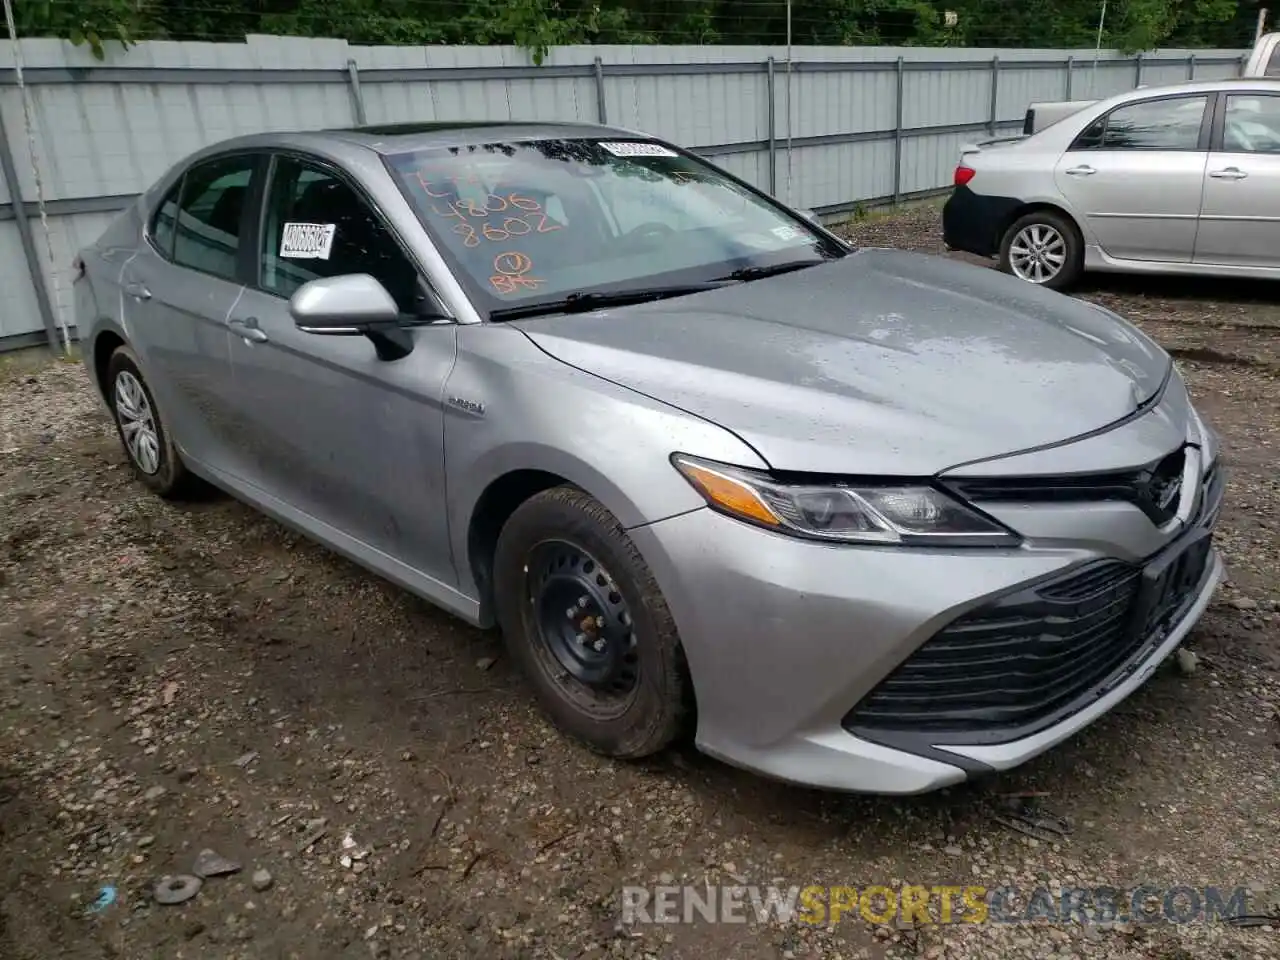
[228, 316, 268, 343]
[1208, 167, 1248, 180]
[1064, 165, 1096, 176]
[124, 281, 151, 301]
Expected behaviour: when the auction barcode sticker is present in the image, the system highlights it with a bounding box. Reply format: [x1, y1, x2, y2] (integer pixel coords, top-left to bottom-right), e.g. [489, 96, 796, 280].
[280, 222, 337, 260]
[598, 141, 679, 158]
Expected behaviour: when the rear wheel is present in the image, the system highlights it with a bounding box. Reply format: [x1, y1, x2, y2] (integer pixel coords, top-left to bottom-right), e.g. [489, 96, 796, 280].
[106, 345, 198, 498]
[492, 486, 690, 759]
[998, 210, 1083, 290]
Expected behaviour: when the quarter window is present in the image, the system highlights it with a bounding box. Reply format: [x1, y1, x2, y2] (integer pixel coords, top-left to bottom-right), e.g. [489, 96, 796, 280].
[172, 156, 254, 282]
[260, 157, 423, 313]
[1070, 96, 1208, 151]
[1223, 94, 1280, 154]
[151, 181, 180, 259]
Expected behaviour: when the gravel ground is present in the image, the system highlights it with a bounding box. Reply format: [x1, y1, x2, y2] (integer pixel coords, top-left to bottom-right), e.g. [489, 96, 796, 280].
[1, 205, 1278, 960]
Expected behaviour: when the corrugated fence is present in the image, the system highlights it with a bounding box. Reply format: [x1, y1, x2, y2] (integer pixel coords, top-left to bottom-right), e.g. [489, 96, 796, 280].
[0, 36, 1249, 352]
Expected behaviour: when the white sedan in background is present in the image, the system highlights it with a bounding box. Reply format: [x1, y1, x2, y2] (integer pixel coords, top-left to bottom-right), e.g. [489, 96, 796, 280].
[942, 78, 1280, 289]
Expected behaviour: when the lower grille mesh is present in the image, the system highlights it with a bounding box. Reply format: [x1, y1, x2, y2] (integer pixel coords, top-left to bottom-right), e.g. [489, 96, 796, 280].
[844, 560, 1145, 740]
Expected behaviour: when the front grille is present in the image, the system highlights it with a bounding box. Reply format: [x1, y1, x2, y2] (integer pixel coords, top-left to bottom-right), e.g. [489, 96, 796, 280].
[844, 560, 1145, 743]
[947, 446, 1188, 526]
[845, 456, 1223, 747]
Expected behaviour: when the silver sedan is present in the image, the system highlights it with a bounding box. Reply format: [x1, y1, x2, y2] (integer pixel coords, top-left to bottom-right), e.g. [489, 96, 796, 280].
[76, 122, 1224, 794]
[943, 78, 1280, 289]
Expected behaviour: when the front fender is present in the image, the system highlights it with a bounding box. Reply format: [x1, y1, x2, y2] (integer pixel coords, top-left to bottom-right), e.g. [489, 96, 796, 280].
[444, 324, 767, 601]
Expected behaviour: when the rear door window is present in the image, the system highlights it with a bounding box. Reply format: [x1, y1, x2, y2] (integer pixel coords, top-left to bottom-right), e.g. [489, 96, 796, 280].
[1069, 96, 1208, 151]
[172, 156, 256, 282]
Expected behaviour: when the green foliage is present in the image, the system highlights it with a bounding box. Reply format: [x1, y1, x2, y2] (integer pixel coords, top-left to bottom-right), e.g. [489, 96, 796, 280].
[14, 0, 148, 59]
[8, 0, 1260, 63]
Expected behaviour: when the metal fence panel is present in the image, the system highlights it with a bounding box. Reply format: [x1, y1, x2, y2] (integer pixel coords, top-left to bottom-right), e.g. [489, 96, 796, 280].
[0, 223, 42, 340]
[0, 37, 1251, 350]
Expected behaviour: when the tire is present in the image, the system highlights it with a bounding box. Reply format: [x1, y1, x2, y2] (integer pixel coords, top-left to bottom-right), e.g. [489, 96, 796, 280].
[105, 345, 198, 498]
[998, 209, 1083, 291]
[492, 486, 691, 759]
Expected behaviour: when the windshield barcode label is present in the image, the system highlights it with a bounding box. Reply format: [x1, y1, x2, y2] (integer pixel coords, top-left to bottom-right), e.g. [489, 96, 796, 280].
[280, 222, 336, 260]
[599, 141, 679, 158]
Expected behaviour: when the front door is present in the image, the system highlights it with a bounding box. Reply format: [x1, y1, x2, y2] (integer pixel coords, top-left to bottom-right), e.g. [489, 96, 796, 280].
[1194, 92, 1280, 269]
[120, 153, 260, 474]
[222, 154, 460, 588]
[1054, 94, 1210, 263]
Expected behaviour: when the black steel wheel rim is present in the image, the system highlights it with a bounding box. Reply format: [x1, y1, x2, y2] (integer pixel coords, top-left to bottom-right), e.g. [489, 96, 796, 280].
[526, 539, 639, 713]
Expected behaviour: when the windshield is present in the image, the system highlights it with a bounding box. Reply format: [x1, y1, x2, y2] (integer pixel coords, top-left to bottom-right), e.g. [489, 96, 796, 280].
[384, 138, 845, 317]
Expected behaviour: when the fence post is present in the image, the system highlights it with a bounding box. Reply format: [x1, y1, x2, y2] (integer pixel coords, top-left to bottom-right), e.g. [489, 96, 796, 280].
[766, 57, 777, 196]
[1187, 53, 1196, 81]
[1134, 51, 1143, 86]
[1065, 55, 1074, 99]
[988, 55, 1000, 136]
[892, 56, 904, 205]
[0, 110, 59, 353]
[346, 59, 367, 125]
[593, 57, 607, 124]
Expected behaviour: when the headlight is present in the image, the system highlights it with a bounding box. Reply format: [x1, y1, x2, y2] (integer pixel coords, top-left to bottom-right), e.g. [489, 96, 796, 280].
[671, 455, 1020, 546]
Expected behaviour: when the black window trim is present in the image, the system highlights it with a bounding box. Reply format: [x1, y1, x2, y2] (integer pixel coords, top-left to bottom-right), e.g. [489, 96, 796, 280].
[1210, 89, 1280, 154]
[249, 148, 454, 322]
[144, 149, 266, 287]
[1067, 91, 1217, 154]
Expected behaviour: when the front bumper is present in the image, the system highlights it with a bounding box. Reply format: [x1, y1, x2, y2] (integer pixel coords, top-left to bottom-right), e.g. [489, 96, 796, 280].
[630, 457, 1224, 794]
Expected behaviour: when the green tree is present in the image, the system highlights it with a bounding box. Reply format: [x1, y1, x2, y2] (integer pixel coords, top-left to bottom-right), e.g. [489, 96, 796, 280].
[7, 0, 1260, 60]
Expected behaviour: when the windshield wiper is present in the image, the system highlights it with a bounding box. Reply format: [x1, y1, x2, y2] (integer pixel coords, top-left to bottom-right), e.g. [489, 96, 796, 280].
[487, 282, 728, 321]
[717, 260, 824, 283]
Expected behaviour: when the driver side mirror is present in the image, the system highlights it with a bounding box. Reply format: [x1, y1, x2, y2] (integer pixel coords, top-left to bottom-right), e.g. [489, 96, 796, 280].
[290, 274, 447, 362]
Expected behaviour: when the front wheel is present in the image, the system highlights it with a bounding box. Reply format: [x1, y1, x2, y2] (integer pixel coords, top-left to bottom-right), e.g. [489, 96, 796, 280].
[998, 210, 1083, 290]
[492, 486, 691, 759]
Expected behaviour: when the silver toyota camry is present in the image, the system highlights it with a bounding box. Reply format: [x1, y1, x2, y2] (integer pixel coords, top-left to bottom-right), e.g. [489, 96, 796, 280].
[75, 121, 1225, 794]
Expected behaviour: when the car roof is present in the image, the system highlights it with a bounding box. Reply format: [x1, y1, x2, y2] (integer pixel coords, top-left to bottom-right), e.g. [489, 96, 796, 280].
[196, 120, 651, 161]
[141, 120, 666, 205]
[1106, 76, 1280, 102]
[328, 120, 641, 153]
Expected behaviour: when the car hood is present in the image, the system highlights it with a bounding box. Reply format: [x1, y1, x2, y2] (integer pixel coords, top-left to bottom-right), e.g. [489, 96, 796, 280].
[516, 248, 1171, 476]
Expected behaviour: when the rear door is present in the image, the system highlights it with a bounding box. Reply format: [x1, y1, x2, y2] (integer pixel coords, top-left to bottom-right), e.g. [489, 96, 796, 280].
[120, 153, 263, 472]
[1193, 92, 1280, 269]
[1053, 93, 1211, 262]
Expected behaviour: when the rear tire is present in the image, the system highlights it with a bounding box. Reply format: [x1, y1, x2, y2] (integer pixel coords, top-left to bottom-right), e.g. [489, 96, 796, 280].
[105, 345, 199, 499]
[998, 210, 1083, 291]
[492, 486, 690, 759]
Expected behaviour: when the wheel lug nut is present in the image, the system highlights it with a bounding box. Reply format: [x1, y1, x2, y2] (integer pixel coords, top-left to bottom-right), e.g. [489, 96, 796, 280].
[595, 616, 605, 628]
[578, 596, 589, 608]
[565, 607, 576, 619]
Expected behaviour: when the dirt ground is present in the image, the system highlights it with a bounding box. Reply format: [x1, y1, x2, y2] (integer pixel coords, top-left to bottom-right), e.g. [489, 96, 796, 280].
[1, 206, 1278, 960]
